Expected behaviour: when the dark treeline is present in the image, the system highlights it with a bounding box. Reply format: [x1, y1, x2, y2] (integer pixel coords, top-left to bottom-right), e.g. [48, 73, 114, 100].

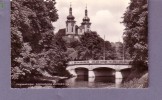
[57, 31, 125, 61]
[56, 28, 130, 61]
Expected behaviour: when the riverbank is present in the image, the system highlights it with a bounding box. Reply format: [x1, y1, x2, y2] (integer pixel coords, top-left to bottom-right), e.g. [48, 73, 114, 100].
[28, 76, 69, 89]
[122, 72, 148, 88]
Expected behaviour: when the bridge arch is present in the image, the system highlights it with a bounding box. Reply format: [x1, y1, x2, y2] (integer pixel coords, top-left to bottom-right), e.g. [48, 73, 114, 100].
[93, 67, 115, 77]
[75, 67, 88, 76]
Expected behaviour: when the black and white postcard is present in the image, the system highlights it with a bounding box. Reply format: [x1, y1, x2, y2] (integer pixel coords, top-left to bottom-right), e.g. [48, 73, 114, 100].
[11, 0, 148, 88]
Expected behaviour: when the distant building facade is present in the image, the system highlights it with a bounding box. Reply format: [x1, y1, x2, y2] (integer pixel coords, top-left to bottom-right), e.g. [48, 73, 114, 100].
[57, 4, 92, 41]
[66, 4, 91, 37]
[59, 5, 91, 38]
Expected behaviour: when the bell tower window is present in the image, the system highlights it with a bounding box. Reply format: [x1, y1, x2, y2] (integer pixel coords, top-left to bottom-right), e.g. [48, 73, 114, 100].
[72, 27, 73, 32]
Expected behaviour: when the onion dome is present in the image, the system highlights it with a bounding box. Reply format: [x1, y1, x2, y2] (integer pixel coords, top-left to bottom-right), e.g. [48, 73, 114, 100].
[67, 15, 75, 20]
[83, 16, 90, 21]
[83, 6, 90, 22]
[67, 3, 75, 20]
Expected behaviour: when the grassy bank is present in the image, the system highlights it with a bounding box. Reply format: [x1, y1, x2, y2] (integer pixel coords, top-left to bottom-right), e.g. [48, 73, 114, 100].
[122, 72, 148, 88]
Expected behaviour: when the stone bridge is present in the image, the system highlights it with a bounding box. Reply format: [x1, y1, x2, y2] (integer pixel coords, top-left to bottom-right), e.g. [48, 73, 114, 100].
[66, 60, 133, 80]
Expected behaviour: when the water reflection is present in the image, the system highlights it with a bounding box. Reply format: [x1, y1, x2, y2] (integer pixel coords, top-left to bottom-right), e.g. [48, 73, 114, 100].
[62, 76, 123, 88]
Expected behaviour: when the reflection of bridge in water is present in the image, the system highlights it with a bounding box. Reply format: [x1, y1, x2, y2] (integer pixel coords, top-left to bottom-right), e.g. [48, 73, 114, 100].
[66, 60, 133, 87]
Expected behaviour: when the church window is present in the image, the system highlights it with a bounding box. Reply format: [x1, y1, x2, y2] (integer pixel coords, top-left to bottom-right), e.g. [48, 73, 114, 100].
[72, 27, 73, 32]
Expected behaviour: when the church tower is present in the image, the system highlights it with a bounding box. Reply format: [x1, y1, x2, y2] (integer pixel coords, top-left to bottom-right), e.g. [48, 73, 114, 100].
[66, 3, 76, 35]
[81, 6, 91, 33]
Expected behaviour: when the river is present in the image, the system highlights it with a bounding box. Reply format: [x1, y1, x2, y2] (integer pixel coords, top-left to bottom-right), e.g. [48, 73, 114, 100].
[56, 76, 124, 88]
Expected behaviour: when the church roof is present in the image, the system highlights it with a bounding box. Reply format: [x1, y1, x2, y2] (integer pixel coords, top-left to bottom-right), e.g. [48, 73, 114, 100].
[83, 16, 90, 21]
[57, 28, 66, 35]
[67, 15, 75, 20]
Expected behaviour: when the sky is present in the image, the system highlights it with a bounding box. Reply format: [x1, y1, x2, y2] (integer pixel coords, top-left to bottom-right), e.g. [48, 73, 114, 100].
[53, 0, 130, 42]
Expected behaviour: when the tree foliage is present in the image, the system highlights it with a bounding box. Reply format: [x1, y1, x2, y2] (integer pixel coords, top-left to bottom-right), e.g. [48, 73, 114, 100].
[11, 0, 58, 52]
[11, 0, 71, 87]
[122, 0, 148, 71]
[65, 32, 117, 60]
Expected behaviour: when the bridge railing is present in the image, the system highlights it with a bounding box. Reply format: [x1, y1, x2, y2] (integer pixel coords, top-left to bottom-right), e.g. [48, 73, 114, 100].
[67, 60, 133, 65]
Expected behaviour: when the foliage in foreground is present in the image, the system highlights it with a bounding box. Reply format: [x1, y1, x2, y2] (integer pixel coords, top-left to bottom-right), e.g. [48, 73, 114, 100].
[11, 0, 70, 86]
[122, 0, 148, 71]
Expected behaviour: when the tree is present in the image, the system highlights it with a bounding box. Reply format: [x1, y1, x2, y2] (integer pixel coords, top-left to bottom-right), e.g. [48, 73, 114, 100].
[111, 42, 124, 60]
[79, 32, 116, 60]
[11, 28, 23, 68]
[41, 48, 69, 76]
[11, 0, 58, 52]
[11, 0, 69, 87]
[11, 43, 42, 85]
[104, 41, 117, 60]
[122, 0, 148, 71]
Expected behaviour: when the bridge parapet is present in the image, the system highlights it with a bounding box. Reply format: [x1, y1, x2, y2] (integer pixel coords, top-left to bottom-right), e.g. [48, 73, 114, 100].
[68, 60, 133, 65]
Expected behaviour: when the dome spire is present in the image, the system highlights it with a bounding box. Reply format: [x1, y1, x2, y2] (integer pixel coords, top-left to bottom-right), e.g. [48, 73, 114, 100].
[69, 2, 72, 15]
[82, 4, 90, 22]
[67, 2, 75, 20]
[85, 4, 88, 16]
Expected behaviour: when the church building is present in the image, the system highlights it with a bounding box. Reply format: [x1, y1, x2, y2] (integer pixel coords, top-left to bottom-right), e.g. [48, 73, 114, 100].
[57, 4, 92, 39]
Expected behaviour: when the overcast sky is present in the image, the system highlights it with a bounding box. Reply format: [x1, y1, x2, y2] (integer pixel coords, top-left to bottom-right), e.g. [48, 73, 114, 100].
[53, 0, 130, 42]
